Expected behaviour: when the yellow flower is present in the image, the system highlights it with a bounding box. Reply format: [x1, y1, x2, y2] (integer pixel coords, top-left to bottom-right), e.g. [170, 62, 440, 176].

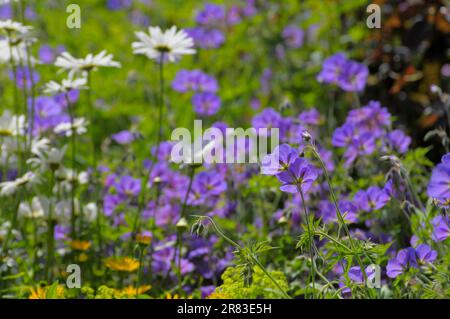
[136, 233, 152, 245]
[207, 290, 231, 299]
[165, 293, 193, 299]
[29, 285, 65, 299]
[76, 252, 89, 262]
[29, 287, 46, 299]
[70, 240, 91, 251]
[117, 285, 152, 297]
[104, 257, 140, 272]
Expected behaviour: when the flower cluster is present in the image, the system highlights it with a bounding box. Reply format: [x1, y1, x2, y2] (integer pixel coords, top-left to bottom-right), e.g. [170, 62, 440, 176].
[332, 100, 411, 167]
[172, 69, 221, 116]
[317, 53, 369, 92]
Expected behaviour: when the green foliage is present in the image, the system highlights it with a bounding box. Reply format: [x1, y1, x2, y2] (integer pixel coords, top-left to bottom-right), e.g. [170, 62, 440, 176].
[210, 266, 289, 299]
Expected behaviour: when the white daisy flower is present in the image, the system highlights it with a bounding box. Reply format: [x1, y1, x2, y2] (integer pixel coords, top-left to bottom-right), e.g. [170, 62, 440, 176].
[0, 19, 32, 35]
[0, 0, 19, 5]
[83, 202, 98, 222]
[0, 172, 39, 196]
[55, 168, 89, 193]
[28, 146, 67, 172]
[54, 118, 88, 136]
[132, 25, 196, 63]
[55, 199, 80, 222]
[55, 50, 121, 77]
[27, 142, 67, 172]
[43, 76, 87, 94]
[30, 137, 51, 158]
[0, 110, 26, 137]
[18, 197, 48, 219]
[0, 39, 27, 64]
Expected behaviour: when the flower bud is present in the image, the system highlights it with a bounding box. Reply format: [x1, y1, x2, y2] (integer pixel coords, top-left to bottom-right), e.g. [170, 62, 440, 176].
[176, 217, 188, 231]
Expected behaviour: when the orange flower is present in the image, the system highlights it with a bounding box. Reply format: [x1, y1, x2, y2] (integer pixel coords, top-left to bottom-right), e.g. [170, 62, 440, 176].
[76, 252, 89, 262]
[69, 240, 91, 251]
[119, 285, 152, 296]
[29, 285, 65, 299]
[104, 257, 139, 272]
[165, 293, 193, 299]
[136, 233, 152, 245]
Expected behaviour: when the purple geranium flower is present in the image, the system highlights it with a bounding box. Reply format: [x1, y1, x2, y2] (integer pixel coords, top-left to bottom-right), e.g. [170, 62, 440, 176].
[192, 92, 221, 116]
[386, 247, 417, 278]
[252, 108, 282, 135]
[151, 141, 174, 162]
[172, 70, 218, 93]
[332, 124, 355, 148]
[388, 130, 411, 154]
[431, 216, 450, 242]
[111, 130, 135, 145]
[276, 158, 318, 194]
[261, 144, 299, 176]
[38, 45, 56, 64]
[319, 200, 359, 224]
[195, 70, 219, 92]
[196, 4, 225, 26]
[317, 53, 368, 92]
[299, 108, 322, 126]
[415, 244, 437, 264]
[9, 67, 39, 89]
[343, 132, 377, 167]
[107, 0, 132, 11]
[103, 194, 122, 217]
[339, 60, 369, 92]
[116, 175, 141, 198]
[427, 153, 450, 206]
[317, 53, 348, 85]
[186, 27, 225, 49]
[282, 25, 304, 49]
[354, 186, 390, 212]
[195, 171, 227, 196]
[347, 265, 378, 285]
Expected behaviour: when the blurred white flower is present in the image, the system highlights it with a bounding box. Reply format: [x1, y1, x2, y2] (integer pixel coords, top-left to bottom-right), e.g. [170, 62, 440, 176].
[0, 19, 32, 35]
[0, 172, 39, 196]
[0, 1, 19, 6]
[18, 197, 49, 219]
[30, 137, 50, 158]
[44, 76, 87, 94]
[56, 168, 89, 192]
[55, 50, 121, 77]
[54, 118, 88, 136]
[83, 202, 98, 222]
[55, 199, 80, 222]
[0, 39, 27, 64]
[27, 145, 67, 172]
[132, 26, 195, 63]
[0, 110, 26, 137]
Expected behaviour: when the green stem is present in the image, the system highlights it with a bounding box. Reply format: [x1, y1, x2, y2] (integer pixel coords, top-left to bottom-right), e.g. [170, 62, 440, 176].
[65, 93, 77, 240]
[46, 170, 56, 282]
[315, 230, 352, 252]
[133, 52, 166, 241]
[308, 146, 372, 289]
[8, 35, 22, 174]
[298, 188, 316, 299]
[86, 72, 97, 170]
[135, 246, 145, 298]
[175, 166, 196, 294]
